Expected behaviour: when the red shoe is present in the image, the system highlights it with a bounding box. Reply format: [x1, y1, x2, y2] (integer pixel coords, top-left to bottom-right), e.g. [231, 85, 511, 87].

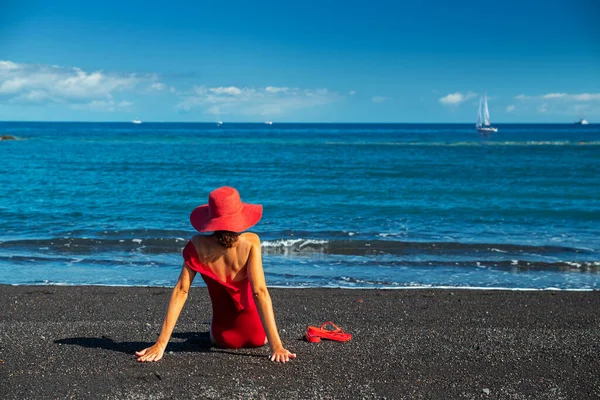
[305, 322, 352, 343]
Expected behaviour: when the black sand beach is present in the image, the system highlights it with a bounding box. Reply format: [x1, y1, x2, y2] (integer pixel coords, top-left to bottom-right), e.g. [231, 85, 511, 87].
[1, 286, 599, 399]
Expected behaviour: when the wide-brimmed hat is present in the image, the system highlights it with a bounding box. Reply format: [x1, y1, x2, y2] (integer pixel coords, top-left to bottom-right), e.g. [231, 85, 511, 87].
[190, 187, 262, 233]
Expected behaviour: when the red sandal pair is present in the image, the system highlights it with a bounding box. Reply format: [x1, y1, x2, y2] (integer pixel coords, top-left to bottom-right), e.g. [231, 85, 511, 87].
[305, 321, 352, 343]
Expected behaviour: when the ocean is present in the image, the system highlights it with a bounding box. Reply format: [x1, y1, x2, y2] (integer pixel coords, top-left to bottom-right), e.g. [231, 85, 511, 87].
[1, 122, 599, 289]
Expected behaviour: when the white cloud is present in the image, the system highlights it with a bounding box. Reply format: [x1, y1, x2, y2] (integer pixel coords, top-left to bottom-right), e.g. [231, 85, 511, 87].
[543, 93, 566, 99]
[515, 92, 600, 115]
[506, 105, 516, 112]
[0, 61, 19, 71]
[515, 92, 600, 102]
[176, 86, 337, 116]
[15, 90, 53, 103]
[371, 96, 388, 103]
[572, 93, 600, 101]
[209, 86, 243, 95]
[439, 91, 477, 106]
[265, 86, 289, 93]
[348, 90, 356, 96]
[71, 100, 134, 112]
[149, 82, 167, 91]
[0, 60, 166, 111]
[207, 106, 221, 115]
[145, 74, 168, 92]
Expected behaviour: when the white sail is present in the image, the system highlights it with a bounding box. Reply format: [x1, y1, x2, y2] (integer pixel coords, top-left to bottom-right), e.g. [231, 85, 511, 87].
[476, 98, 482, 127]
[483, 92, 491, 126]
[475, 90, 498, 133]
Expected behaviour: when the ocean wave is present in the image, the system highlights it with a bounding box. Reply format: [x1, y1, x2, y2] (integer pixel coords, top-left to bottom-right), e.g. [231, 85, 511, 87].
[261, 238, 329, 249]
[261, 238, 590, 256]
[56, 228, 191, 239]
[9, 281, 597, 290]
[324, 141, 600, 147]
[0, 254, 167, 267]
[0, 236, 594, 258]
[0, 134, 23, 141]
[0, 237, 186, 254]
[3, 252, 597, 272]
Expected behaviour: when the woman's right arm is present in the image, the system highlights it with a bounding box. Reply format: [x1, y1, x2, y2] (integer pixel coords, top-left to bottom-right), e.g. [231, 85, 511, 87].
[246, 234, 296, 363]
[136, 263, 196, 362]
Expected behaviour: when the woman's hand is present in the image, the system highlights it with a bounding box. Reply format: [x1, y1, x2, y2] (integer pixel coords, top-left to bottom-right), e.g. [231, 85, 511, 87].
[135, 342, 166, 362]
[270, 347, 296, 363]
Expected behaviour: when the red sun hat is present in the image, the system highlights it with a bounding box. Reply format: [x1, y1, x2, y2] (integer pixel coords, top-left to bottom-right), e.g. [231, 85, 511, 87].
[190, 187, 263, 233]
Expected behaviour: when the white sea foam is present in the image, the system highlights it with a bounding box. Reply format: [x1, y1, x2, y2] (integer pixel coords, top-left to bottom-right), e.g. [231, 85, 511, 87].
[564, 261, 582, 268]
[261, 239, 303, 247]
[132, 239, 142, 244]
[261, 239, 328, 248]
[491, 248, 508, 253]
[8, 282, 597, 291]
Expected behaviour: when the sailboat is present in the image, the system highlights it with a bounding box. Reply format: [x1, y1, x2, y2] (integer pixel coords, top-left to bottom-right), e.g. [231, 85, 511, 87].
[132, 118, 142, 124]
[476, 90, 498, 133]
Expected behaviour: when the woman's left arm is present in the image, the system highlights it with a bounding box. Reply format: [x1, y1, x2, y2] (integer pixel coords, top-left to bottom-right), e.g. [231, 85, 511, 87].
[136, 263, 196, 362]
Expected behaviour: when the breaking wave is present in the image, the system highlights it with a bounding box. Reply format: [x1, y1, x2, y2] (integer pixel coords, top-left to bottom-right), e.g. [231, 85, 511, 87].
[0, 235, 594, 258]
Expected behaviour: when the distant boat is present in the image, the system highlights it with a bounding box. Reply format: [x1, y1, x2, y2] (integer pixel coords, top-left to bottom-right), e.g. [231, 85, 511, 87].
[476, 90, 498, 133]
[217, 121, 223, 126]
[574, 116, 589, 125]
[132, 119, 142, 124]
[264, 121, 273, 125]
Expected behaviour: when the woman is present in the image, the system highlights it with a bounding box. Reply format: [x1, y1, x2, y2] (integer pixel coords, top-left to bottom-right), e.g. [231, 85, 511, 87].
[136, 186, 296, 363]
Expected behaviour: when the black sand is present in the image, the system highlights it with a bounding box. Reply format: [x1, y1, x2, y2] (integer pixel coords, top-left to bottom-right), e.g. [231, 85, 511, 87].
[0, 286, 599, 399]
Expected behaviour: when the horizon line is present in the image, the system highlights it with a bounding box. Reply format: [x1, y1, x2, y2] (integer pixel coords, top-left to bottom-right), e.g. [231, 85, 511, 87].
[0, 121, 591, 125]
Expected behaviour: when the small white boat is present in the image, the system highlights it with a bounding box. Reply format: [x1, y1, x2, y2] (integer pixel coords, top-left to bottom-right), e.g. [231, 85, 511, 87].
[574, 117, 589, 125]
[476, 90, 498, 133]
[132, 119, 142, 124]
[264, 121, 273, 125]
[217, 121, 223, 126]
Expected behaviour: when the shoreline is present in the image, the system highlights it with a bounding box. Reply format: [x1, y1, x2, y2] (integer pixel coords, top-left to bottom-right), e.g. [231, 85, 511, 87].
[251, 285, 599, 291]
[2, 283, 598, 291]
[1, 285, 599, 399]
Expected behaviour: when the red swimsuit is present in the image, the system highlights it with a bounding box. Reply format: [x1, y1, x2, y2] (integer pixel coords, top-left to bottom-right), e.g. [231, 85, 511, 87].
[182, 242, 266, 349]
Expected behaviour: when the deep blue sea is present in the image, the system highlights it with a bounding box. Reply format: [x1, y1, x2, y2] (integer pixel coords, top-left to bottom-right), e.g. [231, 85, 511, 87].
[1, 122, 599, 289]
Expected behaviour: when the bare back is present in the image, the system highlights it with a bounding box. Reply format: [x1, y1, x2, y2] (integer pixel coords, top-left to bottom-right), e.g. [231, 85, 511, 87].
[190, 232, 257, 283]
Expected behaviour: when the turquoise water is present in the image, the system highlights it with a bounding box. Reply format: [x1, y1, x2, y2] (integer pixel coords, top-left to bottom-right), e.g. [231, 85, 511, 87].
[1, 122, 599, 289]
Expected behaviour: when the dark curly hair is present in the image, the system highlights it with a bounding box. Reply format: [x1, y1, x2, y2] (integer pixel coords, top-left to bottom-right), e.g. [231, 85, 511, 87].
[214, 230, 240, 248]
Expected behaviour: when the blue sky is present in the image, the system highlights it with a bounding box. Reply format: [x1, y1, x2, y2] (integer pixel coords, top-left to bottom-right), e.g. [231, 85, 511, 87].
[1, 0, 598, 122]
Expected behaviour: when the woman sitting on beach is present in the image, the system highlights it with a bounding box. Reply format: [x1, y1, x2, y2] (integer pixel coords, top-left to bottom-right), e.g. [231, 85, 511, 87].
[136, 187, 296, 363]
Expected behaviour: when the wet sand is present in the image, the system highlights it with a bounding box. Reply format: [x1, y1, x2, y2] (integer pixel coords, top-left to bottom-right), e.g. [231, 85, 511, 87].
[0, 285, 599, 399]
